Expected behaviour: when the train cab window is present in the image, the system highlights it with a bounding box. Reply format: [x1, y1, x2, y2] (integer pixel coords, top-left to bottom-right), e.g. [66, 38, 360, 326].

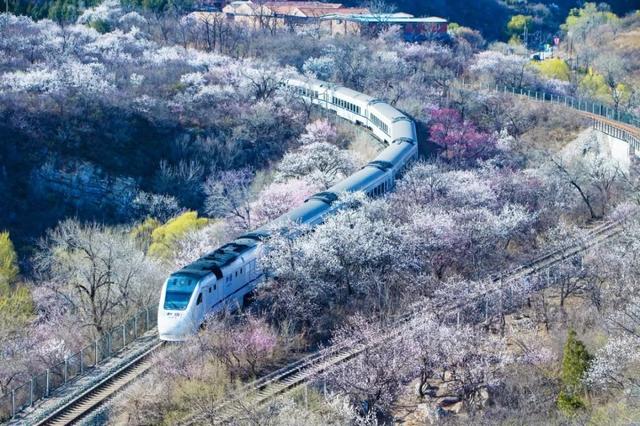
[163, 276, 196, 311]
[196, 293, 202, 305]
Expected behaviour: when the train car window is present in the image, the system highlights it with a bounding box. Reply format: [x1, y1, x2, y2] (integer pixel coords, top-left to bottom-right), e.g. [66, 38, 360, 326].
[196, 293, 202, 305]
[235, 271, 238, 277]
[209, 287, 212, 293]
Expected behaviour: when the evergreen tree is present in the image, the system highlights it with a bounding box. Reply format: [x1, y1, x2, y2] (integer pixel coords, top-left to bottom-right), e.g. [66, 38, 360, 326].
[0, 232, 32, 331]
[557, 329, 592, 414]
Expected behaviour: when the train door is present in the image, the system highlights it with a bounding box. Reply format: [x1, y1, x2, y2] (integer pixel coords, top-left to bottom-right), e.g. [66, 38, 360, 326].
[206, 277, 221, 314]
[193, 288, 205, 327]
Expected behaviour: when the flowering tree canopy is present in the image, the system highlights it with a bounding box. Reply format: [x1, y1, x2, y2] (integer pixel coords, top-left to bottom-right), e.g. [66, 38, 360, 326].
[428, 107, 496, 161]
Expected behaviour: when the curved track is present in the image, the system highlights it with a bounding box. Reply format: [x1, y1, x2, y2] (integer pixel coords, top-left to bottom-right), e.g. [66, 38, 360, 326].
[35, 342, 163, 426]
[30, 82, 640, 426]
[180, 218, 626, 425]
[581, 112, 640, 138]
[177, 85, 640, 425]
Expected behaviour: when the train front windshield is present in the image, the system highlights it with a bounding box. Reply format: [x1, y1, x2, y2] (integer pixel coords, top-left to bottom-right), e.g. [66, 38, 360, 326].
[164, 276, 197, 311]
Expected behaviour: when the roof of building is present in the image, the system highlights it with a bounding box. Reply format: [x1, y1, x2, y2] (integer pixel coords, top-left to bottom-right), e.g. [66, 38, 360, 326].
[321, 14, 448, 24]
[297, 6, 369, 17]
[265, 1, 343, 8]
[224, 1, 368, 17]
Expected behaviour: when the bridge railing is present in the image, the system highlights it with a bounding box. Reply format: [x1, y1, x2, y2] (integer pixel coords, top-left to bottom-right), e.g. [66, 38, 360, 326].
[457, 81, 640, 129]
[0, 305, 158, 422]
[592, 119, 640, 154]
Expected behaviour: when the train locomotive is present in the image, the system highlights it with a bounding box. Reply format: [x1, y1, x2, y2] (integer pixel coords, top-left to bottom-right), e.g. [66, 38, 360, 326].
[157, 77, 418, 341]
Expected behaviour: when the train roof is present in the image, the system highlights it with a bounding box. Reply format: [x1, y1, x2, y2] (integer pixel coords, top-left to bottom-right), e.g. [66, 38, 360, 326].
[255, 198, 331, 234]
[174, 237, 260, 280]
[369, 101, 404, 121]
[332, 86, 376, 105]
[373, 139, 416, 164]
[288, 77, 375, 105]
[172, 78, 416, 283]
[328, 165, 387, 194]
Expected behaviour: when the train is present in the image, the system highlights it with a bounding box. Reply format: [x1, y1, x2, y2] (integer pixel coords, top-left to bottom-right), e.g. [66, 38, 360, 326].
[157, 77, 419, 341]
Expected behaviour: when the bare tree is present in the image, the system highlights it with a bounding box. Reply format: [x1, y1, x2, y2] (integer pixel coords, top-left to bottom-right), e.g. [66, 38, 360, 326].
[203, 168, 255, 232]
[33, 220, 165, 336]
[550, 134, 624, 220]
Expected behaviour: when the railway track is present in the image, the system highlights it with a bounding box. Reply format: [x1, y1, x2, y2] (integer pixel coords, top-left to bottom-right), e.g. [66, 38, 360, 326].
[34, 341, 163, 426]
[27, 84, 638, 426]
[180, 217, 628, 425]
[579, 111, 640, 138]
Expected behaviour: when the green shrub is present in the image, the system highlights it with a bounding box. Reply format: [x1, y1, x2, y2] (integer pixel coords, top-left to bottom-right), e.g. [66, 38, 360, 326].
[90, 19, 112, 34]
[557, 390, 586, 414]
[534, 58, 571, 81]
[0, 285, 33, 331]
[131, 217, 162, 252]
[557, 330, 592, 415]
[0, 231, 19, 287]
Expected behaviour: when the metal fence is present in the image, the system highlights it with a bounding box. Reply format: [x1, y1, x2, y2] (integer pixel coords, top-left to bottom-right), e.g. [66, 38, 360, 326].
[0, 305, 158, 422]
[592, 119, 640, 155]
[458, 81, 640, 130]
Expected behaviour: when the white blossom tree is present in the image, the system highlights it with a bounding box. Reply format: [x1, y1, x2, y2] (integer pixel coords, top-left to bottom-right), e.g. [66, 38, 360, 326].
[276, 142, 359, 189]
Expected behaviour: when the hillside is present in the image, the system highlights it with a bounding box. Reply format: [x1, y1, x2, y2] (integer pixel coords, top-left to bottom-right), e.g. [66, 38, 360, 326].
[1, 1, 640, 424]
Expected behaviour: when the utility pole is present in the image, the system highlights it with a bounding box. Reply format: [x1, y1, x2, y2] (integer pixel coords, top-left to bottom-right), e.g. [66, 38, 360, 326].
[523, 23, 528, 48]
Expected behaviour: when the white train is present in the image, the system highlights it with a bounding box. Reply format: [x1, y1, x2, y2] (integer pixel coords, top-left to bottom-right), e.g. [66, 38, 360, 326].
[158, 77, 418, 341]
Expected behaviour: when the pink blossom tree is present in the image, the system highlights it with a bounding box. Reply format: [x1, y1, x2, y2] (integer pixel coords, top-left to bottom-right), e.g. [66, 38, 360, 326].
[300, 119, 338, 145]
[200, 315, 278, 379]
[251, 179, 318, 227]
[428, 108, 496, 161]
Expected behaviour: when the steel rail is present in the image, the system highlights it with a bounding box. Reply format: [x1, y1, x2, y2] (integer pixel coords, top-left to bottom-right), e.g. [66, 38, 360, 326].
[34, 341, 164, 426]
[31, 82, 640, 426]
[180, 216, 628, 425]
